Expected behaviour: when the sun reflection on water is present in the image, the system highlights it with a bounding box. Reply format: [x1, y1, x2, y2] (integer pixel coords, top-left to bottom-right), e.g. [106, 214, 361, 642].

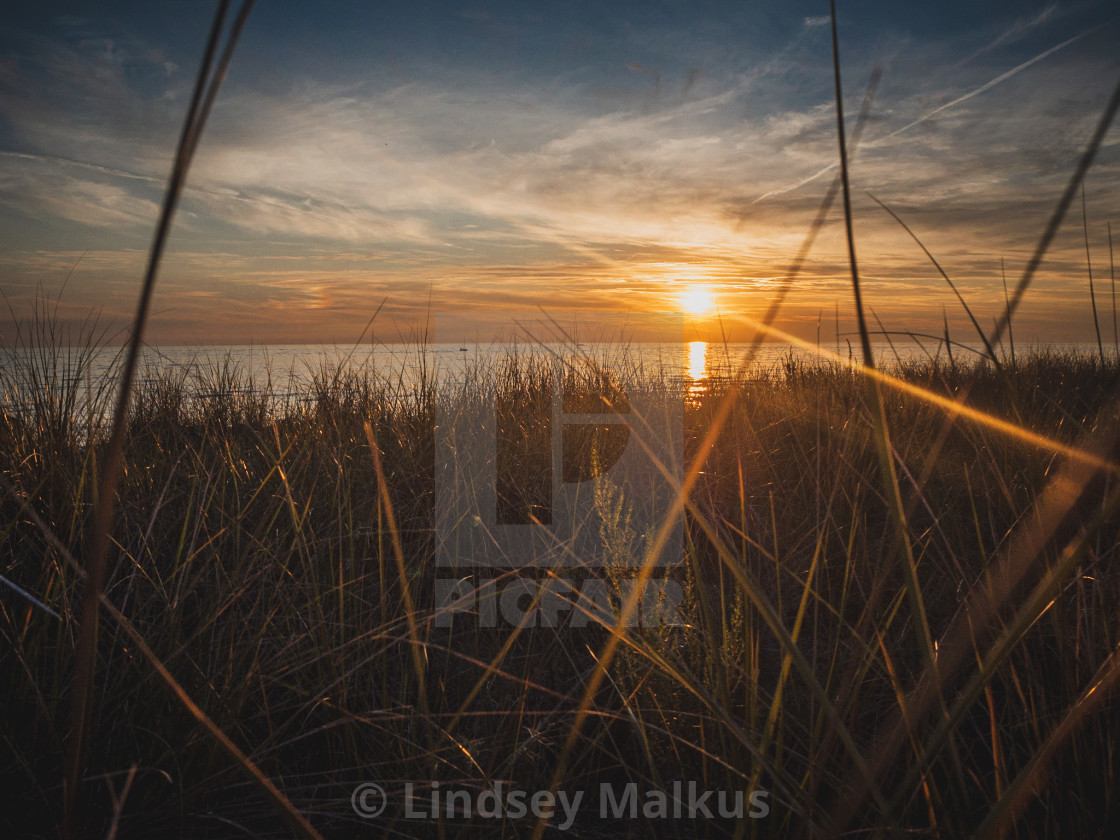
[687, 340, 708, 401]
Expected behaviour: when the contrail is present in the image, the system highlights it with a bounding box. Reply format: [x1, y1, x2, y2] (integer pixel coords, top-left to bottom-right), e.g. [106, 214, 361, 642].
[752, 162, 838, 203]
[873, 27, 1094, 144]
[752, 24, 1101, 204]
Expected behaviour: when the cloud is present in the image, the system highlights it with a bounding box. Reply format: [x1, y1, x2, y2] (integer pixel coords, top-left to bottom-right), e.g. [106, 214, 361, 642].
[1, 5, 1118, 343]
[0, 154, 162, 228]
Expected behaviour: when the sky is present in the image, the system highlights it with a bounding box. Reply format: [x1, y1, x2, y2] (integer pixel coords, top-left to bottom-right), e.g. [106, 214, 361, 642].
[0, 0, 1118, 346]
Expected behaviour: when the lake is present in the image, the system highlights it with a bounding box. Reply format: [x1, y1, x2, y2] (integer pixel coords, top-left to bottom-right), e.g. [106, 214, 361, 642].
[0, 336, 1069, 420]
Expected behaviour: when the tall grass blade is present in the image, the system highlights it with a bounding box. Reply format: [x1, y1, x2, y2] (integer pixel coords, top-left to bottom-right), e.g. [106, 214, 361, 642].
[1082, 183, 1105, 364]
[829, 0, 873, 372]
[1001, 258, 1015, 366]
[869, 193, 1001, 366]
[64, 3, 255, 835]
[1109, 221, 1117, 354]
[831, 0, 937, 704]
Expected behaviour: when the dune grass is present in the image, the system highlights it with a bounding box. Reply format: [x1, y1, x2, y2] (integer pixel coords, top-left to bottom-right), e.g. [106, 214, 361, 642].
[3, 337, 1120, 837]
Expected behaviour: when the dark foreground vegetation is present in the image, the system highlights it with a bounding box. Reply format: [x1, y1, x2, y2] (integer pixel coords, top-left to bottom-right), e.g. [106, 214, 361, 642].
[3, 341, 1120, 838]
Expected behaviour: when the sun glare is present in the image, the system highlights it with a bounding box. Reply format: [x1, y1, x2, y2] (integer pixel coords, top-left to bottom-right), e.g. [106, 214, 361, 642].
[681, 284, 716, 316]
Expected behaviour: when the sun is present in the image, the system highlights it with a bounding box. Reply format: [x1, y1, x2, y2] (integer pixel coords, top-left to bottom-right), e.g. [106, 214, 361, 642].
[680, 284, 716, 316]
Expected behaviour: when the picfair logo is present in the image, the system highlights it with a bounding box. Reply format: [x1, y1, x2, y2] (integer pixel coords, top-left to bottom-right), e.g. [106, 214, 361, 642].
[434, 312, 683, 570]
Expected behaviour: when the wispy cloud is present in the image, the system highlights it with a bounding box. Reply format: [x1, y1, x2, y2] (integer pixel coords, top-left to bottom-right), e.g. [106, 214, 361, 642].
[0, 3, 1117, 343]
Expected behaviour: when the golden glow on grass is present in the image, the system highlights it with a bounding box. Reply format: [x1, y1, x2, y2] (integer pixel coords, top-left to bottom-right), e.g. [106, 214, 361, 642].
[723, 313, 1120, 476]
[680, 284, 716, 316]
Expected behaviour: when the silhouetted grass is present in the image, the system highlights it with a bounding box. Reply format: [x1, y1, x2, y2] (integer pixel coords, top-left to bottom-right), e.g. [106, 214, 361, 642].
[3, 340, 1120, 838]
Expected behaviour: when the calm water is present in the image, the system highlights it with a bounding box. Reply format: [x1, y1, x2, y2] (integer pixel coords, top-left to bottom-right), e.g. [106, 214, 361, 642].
[0, 338, 1079, 417]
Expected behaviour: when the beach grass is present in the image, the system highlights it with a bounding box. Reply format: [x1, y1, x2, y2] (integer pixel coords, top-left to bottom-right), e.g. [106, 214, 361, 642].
[3, 340, 1120, 837]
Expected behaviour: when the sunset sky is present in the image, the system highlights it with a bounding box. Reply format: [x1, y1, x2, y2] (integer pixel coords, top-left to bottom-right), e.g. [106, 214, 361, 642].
[1, 1, 1118, 345]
